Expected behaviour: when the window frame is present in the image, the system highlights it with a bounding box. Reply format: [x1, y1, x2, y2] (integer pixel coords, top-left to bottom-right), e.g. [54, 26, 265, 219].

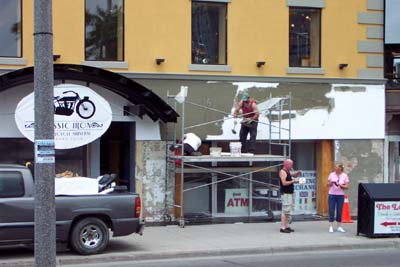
[191, 0, 228, 67]
[0, 0, 23, 59]
[288, 6, 322, 69]
[84, 0, 125, 62]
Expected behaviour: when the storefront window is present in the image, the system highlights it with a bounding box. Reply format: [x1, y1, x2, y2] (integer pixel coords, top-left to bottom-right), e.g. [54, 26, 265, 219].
[250, 141, 317, 217]
[184, 174, 212, 216]
[192, 1, 227, 65]
[85, 0, 124, 61]
[0, 139, 33, 165]
[55, 147, 86, 177]
[0, 0, 22, 57]
[289, 7, 321, 67]
[180, 141, 317, 221]
[0, 138, 86, 177]
[217, 174, 249, 215]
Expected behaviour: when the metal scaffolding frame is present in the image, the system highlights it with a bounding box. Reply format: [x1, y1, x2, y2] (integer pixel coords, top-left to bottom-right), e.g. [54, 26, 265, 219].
[167, 88, 292, 227]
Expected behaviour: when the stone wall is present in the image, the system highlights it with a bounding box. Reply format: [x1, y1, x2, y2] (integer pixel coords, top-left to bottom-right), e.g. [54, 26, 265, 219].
[135, 140, 174, 223]
[334, 139, 384, 216]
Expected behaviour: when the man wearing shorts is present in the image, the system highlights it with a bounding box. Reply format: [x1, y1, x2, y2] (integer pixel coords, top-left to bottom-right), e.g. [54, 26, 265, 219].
[279, 159, 301, 233]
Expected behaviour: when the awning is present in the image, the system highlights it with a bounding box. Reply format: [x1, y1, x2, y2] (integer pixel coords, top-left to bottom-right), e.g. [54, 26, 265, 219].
[0, 64, 178, 123]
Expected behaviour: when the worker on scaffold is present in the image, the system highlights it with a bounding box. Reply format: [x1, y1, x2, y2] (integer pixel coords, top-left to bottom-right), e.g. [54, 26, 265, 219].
[233, 91, 260, 153]
[169, 132, 202, 156]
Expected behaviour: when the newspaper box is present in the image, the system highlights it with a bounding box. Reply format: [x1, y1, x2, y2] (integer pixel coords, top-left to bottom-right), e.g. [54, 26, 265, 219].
[357, 183, 400, 237]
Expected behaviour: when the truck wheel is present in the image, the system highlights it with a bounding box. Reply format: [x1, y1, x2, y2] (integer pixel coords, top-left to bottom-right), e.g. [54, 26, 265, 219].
[70, 217, 109, 255]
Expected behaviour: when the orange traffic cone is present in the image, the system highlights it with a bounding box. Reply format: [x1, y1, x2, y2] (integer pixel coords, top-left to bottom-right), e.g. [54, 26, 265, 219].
[341, 194, 353, 223]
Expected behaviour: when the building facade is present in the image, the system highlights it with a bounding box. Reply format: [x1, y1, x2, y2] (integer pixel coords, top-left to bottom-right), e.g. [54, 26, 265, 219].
[0, 0, 392, 223]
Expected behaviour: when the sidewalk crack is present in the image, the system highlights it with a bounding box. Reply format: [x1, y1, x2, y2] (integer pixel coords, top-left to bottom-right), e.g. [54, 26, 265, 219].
[222, 259, 253, 267]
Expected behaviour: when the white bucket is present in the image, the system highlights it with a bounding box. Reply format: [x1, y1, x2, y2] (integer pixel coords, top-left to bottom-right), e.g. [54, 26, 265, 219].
[210, 147, 222, 157]
[229, 142, 242, 157]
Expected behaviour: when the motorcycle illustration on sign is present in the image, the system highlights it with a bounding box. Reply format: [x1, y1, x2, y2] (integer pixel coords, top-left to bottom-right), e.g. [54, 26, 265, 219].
[54, 90, 96, 119]
[15, 83, 112, 149]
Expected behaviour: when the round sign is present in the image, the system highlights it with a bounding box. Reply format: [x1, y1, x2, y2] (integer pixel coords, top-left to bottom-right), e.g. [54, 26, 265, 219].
[15, 83, 113, 149]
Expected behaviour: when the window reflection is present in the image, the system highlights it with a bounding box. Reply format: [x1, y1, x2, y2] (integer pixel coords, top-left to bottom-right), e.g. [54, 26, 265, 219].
[85, 0, 124, 61]
[192, 2, 227, 65]
[289, 8, 321, 67]
[0, 0, 21, 57]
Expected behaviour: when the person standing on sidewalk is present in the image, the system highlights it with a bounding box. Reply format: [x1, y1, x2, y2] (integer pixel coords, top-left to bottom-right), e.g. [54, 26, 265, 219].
[327, 163, 349, 233]
[233, 91, 260, 153]
[279, 159, 301, 233]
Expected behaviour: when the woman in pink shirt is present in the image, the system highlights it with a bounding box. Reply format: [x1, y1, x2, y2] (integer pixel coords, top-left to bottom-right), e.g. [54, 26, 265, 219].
[327, 163, 349, 233]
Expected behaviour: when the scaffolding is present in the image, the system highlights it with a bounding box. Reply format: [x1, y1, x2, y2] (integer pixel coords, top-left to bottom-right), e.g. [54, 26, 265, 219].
[167, 87, 292, 227]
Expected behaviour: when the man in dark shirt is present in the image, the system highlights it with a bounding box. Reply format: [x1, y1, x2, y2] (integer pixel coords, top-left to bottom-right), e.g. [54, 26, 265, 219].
[279, 159, 301, 233]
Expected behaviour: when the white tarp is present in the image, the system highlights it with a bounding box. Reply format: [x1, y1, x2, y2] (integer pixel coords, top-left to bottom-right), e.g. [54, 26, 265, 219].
[55, 177, 99, 195]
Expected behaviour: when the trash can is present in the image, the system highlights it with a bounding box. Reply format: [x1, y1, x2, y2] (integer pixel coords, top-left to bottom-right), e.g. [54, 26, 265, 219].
[357, 183, 400, 237]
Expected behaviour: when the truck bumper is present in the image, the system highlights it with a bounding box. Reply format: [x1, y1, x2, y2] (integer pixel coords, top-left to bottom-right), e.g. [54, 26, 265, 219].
[112, 218, 145, 237]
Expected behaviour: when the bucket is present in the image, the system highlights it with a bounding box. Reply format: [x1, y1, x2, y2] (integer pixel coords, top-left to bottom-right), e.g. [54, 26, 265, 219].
[210, 147, 222, 157]
[229, 142, 242, 157]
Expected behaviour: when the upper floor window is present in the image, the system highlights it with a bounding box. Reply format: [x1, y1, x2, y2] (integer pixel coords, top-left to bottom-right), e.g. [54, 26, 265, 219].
[289, 7, 321, 67]
[85, 0, 124, 61]
[0, 0, 22, 58]
[192, 1, 227, 65]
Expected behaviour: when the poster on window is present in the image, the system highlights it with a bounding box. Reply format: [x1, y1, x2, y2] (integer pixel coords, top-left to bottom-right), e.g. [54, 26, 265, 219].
[225, 188, 249, 214]
[374, 201, 400, 234]
[293, 170, 317, 214]
[15, 83, 112, 149]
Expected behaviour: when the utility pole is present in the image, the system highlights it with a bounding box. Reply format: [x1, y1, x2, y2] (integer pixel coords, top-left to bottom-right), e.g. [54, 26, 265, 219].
[34, 0, 56, 266]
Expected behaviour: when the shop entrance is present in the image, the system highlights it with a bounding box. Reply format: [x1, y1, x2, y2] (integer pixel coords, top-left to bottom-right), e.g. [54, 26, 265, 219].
[100, 122, 136, 191]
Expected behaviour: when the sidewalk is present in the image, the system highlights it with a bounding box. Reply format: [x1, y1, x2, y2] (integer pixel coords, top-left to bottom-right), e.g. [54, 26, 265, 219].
[1, 220, 400, 266]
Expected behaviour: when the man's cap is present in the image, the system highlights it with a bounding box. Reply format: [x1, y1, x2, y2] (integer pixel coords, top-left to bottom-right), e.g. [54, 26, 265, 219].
[242, 92, 249, 101]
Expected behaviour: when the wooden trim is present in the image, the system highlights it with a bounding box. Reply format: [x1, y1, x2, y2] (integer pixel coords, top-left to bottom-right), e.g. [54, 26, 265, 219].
[316, 140, 333, 216]
[174, 172, 182, 219]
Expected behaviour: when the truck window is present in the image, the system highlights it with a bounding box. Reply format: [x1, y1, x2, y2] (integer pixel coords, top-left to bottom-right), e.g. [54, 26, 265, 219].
[0, 171, 25, 197]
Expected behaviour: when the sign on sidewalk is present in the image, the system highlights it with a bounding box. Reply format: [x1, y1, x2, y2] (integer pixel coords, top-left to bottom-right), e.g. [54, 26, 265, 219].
[374, 201, 400, 234]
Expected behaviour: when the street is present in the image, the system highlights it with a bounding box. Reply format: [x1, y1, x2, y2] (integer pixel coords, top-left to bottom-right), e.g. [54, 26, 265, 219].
[64, 248, 400, 267]
[1, 221, 400, 267]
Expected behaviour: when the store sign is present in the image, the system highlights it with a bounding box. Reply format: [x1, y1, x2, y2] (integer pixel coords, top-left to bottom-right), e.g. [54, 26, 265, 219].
[15, 84, 112, 149]
[225, 188, 249, 214]
[374, 201, 400, 234]
[294, 171, 317, 214]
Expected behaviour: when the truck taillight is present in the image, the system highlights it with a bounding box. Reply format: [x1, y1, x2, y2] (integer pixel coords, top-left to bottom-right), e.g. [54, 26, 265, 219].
[135, 197, 141, 218]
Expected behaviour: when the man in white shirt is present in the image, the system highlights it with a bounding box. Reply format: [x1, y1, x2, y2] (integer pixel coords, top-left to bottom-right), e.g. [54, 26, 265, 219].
[170, 133, 202, 156]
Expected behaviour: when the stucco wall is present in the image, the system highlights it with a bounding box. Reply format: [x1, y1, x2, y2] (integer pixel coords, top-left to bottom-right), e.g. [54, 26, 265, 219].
[334, 139, 384, 216]
[135, 140, 174, 222]
[141, 79, 385, 141]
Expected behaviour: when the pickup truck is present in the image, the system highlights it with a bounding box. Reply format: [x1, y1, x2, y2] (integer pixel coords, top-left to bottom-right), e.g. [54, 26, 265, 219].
[0, 164, 144, 255]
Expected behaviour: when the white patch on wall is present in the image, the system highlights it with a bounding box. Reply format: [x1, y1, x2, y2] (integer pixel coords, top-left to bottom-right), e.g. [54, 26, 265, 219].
[208, 83, 385, 140]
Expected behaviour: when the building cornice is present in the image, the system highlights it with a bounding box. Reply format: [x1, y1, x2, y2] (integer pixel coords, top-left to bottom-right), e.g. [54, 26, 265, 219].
[0, 68, 386, 85]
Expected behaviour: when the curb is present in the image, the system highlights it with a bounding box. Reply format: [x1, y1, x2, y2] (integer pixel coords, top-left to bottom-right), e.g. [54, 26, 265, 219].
[2, 240, 400, 267]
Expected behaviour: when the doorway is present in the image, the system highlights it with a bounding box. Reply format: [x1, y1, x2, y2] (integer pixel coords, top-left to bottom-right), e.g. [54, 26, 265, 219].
[385, 136, 400, 183]
[100, 122, 136, 191]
